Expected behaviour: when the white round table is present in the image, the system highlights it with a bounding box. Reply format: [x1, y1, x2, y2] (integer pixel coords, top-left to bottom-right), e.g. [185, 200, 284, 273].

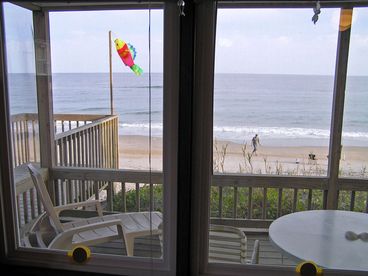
[269, 210, 368, 271]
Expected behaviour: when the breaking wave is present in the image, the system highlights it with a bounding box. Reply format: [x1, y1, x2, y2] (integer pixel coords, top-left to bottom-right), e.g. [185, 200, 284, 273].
[119, 123, 368, 141]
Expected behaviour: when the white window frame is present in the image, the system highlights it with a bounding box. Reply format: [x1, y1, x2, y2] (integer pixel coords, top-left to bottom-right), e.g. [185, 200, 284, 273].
[0, 1, 179, 275]
[190, 1, 368, 276]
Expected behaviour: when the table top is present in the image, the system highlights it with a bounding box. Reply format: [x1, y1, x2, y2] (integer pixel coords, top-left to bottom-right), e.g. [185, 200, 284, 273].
[269, 210, 368, 271]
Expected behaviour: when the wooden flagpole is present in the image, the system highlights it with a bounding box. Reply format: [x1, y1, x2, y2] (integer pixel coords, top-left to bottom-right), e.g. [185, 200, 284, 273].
[109, 30, 113, 115]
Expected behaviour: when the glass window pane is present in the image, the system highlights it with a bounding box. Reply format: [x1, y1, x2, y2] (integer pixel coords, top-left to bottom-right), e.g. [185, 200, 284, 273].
[340, 8, 368, 179]
[214, 8, 338, 177]
[210, 8, 339, 267]
[49, 10, 163, 171]
[4, 4, 166, 261]
[3, 2, 40, 234]
[48, 10, 164, 258]
[4, 2, 38, 165]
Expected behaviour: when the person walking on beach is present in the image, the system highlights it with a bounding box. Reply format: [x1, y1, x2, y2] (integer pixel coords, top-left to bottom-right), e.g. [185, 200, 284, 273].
[252, 134, 260, 156]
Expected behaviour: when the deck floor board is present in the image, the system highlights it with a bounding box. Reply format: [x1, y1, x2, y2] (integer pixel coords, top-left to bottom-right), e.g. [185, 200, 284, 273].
[90, 232, 297, 266]
[21, 210, 296, 266]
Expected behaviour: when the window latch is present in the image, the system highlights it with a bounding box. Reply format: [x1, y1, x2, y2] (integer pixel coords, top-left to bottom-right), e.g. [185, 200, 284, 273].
[177, 0, 185, 16]
[312, 0, 321, 24]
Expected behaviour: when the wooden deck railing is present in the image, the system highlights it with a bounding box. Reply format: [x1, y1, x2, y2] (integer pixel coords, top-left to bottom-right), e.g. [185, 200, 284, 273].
[212, 174, 328, 218]
[50, 168, 368, 226]
[54, 115, 119, 168]
[211, 173, 368, 228]
[10, 113, 39, 167]
[12, 113, 366, 231]
[10, 113, 114, 167]
[15, 165, 368, 231]
[12, 113, 119, 228]
[51, 167, 163, 213]
[53, 115, 119, 207]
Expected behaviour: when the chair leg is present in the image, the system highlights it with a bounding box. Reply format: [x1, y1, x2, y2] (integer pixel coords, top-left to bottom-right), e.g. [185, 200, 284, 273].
[125, 236, 134, 257]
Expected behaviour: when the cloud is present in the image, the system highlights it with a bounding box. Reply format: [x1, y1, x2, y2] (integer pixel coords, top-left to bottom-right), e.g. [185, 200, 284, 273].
[218, 38, 233, 48]
[70, 30, 88, 37]
[215, 29, 338, 75]
[276, 36, 291, 45]
[49, 10, 163, 73]
[330, 9, 341, 30]
[352, 34, 368, 47]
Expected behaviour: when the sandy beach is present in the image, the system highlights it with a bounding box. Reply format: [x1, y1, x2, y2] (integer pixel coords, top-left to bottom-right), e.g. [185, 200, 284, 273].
[118, 135, 368, 177]
[119, 135, 163, 171]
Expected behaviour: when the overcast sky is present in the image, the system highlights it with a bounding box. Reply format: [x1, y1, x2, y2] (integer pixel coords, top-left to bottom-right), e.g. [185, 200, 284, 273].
[215, 8, 368, 75]
[49, 10, 163, 73]
[3, 3, 368, 75]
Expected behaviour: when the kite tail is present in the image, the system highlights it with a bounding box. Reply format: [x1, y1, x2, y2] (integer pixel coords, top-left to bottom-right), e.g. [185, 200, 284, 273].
[130, 64, 143, 76]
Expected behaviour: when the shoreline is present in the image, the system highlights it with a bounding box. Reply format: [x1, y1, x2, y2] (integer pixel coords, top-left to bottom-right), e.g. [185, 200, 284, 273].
[118, 135, 368, 176]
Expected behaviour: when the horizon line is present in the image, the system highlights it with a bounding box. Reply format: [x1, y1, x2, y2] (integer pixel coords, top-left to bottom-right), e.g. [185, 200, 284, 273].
[7, 72, 368, 77]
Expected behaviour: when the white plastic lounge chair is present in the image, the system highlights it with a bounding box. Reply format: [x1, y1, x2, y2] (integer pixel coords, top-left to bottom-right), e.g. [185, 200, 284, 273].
[209, 224, 260, 264]
[27, 163, 162, 256]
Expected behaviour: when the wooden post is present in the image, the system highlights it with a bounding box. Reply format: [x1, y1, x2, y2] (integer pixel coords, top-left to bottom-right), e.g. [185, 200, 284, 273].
[175, 1, 195, 274]
[327, 9, 353, 210]
[109, 31, 113, 115]
[33, 11, 56, 203]
[191, 1, 217, 274]
[0, 4, 18, 255]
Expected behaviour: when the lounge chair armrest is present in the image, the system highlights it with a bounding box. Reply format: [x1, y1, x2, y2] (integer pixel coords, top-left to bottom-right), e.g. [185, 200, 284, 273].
[65, 219, 123, 235]
[54, 200, 103, 217]
[49, 219, 124, 249]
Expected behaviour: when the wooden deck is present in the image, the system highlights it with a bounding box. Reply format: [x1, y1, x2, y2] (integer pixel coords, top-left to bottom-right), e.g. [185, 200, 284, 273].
[19, 208, 296, 266]
[90, 235, 162, 258]
[244, 232, 296, 266]
[89, 230, 296, 266]
[16, 183, 296, 267]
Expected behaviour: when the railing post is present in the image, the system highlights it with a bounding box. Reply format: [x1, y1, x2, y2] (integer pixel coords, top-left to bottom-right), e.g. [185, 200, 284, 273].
[114, 117, 119, 169]
[33, 10, 56, 203]
[233, 186, 238, 218]
[108, 183, 114, 211]
[277, 188, 283, 218]
[262, 188, 267, 219]
[307, 189, 312, 210]
[218, 186, 223, 218]
[327, 9, 353, 210]
[135, 183, 140, 212]
[121, 182, 127, 212]
[350, 191, 355, 211]
[292, 188, 298, 213]
[248, 187, 253, 219]
[32, 120, 38, 162]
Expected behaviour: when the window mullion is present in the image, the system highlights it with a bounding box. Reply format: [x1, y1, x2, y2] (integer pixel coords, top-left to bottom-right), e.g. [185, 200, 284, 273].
[0, 3, 18, 258]
[191, 0, 217, 275]
[33, 10, 56, 202]
[327, 8, 353, 210]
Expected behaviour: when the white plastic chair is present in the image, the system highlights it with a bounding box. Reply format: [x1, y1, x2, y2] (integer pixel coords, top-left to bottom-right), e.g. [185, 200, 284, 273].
[27, 163, 162, 256]
[209, 224, 260, 264]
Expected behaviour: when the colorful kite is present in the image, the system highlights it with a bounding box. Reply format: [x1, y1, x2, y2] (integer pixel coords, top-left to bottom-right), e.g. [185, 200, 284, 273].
[114, 38, 143, 76]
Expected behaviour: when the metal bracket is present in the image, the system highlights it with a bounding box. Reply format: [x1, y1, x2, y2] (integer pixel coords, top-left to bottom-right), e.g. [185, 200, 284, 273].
[178, 0, 185, 16]
[312, 1, 321, 24]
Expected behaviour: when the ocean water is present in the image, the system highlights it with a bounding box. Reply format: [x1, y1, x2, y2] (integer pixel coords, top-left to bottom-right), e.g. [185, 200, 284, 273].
[214, 74, 368, 146]
[7, 73, 368, 147]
